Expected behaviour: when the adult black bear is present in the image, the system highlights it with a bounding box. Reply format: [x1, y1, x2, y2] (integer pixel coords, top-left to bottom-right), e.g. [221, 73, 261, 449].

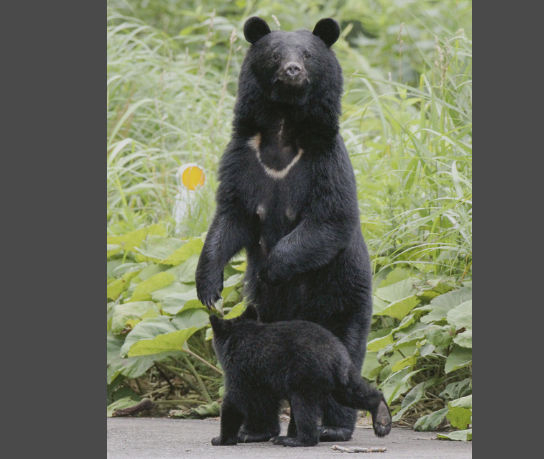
[208, 306, 391, 447]
[196, 17, 374, 442]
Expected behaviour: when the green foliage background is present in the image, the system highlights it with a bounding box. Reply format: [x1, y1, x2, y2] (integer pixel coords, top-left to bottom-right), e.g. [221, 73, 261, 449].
[107, 0, 472, 440]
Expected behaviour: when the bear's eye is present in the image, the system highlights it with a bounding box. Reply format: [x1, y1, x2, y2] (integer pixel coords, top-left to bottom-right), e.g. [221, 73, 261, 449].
[271, 52, 280, 61]
[304, 52, 311, 60]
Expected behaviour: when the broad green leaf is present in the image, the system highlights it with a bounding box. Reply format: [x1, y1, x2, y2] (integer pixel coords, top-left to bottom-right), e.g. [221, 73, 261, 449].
[440, 379, 472, 401]
[107, 224, 166, 258]
[107, 260, 123, 278]
[224, 302, 246, 320]
[161, 238, 204, 266]
[111, 301, 157, 334]
[375, 278, 419, 303]
[375, 296, 420, 320]
[393, 382, 425, 421]
[437, 429, 472, 441]
[171, 309, 209, 330]
[454, 329, 472, 348]
[107, 397, 140, 417]
[130, 272, 175, 302]
[107, 332, 164, 383]
[361, 352, 383, 380]
[160, 289, 201, 315]
[372, 296, 389, 314]
[447, 300, 472, 330]
[107, 270, 141, 300]
[391, 354, 418, 372]
[138, 236, 183, 261]
[381, 368, 421, 404]
[167, 254, 200, 283]
[367, 333, 394, 352]
[379, 268, 413, 288]
[121, 310, 209, 357]
[421, 287, 472, 324]
[445, 346, 472, 373]
[151, 282, 194, 302]
[427, 325, 455, 348]
[414, 408, 449, 431]
[137, 263, 169, 281]
[419, 342, 436, 357]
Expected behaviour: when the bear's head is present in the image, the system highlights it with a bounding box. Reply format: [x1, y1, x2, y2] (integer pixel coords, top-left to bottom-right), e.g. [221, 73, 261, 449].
[240, 17, 342, 107]
[209, 305, 259, 359]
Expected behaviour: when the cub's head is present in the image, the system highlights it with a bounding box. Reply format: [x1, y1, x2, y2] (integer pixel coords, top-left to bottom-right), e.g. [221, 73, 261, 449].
[209, 305, 259, 357]
[242, 17, 342, 106]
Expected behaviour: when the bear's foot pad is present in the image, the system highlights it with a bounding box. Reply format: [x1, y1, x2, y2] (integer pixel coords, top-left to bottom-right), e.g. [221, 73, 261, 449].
[373, 401, 392, 438]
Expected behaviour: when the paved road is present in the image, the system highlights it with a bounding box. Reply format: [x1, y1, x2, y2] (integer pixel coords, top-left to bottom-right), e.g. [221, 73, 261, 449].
[107, 418, 472, 458]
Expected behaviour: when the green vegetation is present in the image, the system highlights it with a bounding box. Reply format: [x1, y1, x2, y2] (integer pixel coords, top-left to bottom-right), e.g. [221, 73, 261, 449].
[107, 0, 472, 440]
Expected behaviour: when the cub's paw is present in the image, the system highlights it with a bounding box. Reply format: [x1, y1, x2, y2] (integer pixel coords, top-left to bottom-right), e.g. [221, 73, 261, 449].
[238, 432, 274, 443]
[196, 274, 223, 310]
[281, 437, 318, 447]
[320, 426, 353, 442]
[372, 400, 392, 438]
[211, 436, 238, 446]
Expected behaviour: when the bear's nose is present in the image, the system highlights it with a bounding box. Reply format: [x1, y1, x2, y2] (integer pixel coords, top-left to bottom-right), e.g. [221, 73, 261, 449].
[284, 62, 302, 78]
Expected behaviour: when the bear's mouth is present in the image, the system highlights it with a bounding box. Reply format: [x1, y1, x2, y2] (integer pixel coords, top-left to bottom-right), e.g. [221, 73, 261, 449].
[274, 75, 310, 87]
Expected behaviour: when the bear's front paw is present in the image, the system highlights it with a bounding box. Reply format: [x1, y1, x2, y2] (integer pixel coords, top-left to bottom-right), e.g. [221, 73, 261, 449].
[211, 436, 238, 446]
[196, 273, 223, 310]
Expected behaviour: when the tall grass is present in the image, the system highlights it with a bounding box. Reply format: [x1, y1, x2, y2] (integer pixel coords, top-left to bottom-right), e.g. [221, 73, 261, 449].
[107, 1, 472, 277]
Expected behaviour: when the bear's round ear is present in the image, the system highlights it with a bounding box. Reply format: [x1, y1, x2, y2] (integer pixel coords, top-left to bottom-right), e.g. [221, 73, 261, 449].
[313, 18, 340, 47]
[244, 17, 271, 44]
[241, 304, 258, 321]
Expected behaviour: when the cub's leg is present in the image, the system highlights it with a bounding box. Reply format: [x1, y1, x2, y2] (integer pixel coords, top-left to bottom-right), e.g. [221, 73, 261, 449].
[211, 397, 244, 446]
[238, 394, 281, 443]
[270, 401, 298, 445]
[277, 393, 321, 447]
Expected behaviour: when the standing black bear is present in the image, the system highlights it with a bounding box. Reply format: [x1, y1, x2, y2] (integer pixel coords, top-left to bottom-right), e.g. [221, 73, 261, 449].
[208, 306, 391, 447]
[196, 17, 374, 442]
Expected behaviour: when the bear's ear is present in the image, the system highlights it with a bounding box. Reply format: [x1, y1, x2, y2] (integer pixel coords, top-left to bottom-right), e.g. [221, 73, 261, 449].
[313, 18, 340, 47]
[244, 17, 271, 44]
[209, 314, 224, 334]
[241, 304, 258, 321]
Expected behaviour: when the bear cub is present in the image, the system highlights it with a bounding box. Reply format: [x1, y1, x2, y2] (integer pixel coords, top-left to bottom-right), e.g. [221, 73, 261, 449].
[209, 306, 392, 447]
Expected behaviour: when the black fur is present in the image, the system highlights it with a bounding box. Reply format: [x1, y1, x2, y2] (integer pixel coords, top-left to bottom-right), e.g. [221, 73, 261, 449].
[209, 307, 391, 447]
[196, 17, 374, 442]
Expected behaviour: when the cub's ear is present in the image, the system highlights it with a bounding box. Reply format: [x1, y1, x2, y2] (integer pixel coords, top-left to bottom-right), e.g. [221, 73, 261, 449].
[244, 17, 271, 44]
[209, 315, 223, 334]
[313, 18, 340, 47]
[241, 304, 258, 321]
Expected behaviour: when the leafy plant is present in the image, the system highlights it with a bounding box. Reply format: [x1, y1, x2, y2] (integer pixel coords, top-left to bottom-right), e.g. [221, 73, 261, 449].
[106, 0, 472, 440]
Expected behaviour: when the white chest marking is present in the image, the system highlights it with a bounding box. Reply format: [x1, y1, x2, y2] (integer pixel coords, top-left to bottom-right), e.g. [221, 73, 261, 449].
[248, 133, 303, 180]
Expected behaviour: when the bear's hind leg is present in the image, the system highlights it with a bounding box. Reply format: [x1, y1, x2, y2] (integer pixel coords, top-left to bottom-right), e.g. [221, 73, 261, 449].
[270, 401, 298, 445]
[320, 396, 357, 442]
[277, 393, 320, 447]
[238, 395, 281, 443]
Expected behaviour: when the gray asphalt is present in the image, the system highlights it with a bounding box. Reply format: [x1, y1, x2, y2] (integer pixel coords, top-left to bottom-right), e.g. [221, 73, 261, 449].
[107, 418, 472, 458]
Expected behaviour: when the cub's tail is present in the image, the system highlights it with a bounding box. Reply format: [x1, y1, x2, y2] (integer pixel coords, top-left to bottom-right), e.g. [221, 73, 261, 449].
[332, 368, 392, 438]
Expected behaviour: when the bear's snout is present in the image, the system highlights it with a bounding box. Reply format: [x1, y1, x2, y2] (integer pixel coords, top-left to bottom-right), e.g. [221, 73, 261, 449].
[279, 61, 307, 85]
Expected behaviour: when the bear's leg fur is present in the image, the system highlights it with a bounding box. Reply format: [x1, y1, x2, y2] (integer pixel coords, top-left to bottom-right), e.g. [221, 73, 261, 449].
[211, 397, 244, 446]
[277, 393, 321, 447]
[321, 317, 369, 442]
[270, 400, 299, 445]
[238, 395, 281, 443]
